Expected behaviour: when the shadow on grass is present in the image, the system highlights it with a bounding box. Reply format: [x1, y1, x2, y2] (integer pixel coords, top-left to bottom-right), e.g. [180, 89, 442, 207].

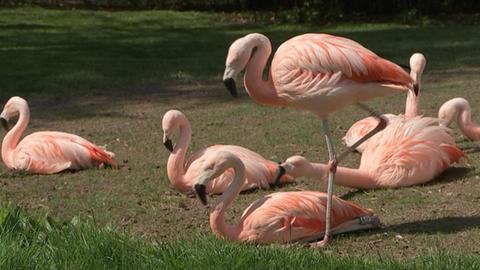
[459, 144, 480, 154]
[1, 8, 480, 106]
[384, 216, 480, 234]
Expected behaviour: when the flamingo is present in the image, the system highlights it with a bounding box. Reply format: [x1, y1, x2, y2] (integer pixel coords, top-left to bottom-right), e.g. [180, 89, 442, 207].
[162, 109, 294, 194]
[222, 33, 417, 245]
[274, 116, 465, 189]
[438, 97, 480, 140]
[194, 151, 382, 246]
[342, 53, 426, 152]
[0, 96, 117, 174]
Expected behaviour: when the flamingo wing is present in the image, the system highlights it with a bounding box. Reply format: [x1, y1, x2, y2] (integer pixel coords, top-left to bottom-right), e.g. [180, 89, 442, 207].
[361, 116, 466, 187]
[14, 131, 116, 174]
[271, 34, 413, 112]
[185, 145, 291, 193]
[240, 191, 372, 243]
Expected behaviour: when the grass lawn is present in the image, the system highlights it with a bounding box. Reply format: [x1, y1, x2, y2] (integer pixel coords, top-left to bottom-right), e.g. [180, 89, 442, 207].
[0, 6, 480, 266]
[1, 205, 479, 269]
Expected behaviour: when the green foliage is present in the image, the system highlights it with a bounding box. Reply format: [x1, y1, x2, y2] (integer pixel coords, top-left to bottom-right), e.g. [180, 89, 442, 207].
[1, 204, 480, 269]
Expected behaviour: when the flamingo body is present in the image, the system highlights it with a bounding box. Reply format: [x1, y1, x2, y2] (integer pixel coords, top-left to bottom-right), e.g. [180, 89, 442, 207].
[281, 116, 465, 189]
[162, 110, 294, 194]
[271, 34, 413, 115]
[195, 151, 380, 245]
[1, 97, 117, 174]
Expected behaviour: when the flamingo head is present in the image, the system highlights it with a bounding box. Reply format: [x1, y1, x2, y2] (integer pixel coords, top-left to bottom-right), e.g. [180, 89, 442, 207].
[223, 33, 270, 98]
[0, 96, 28, 132]
[194, 151, 244, 205]
[161, 109, 186, 152]
[273, 155, 315, 185]
[438, 97, 469, 127]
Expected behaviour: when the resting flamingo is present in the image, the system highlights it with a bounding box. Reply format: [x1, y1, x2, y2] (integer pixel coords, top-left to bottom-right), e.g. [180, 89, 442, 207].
[0, 96, 117, 174]
[194, 151, 382, 246]
[162, 109, 294, 194]
[438, 97, 480, 141]
[343, 53, 426, 152]
[274, 116, 465, 189]
[223, 33, 417, 245]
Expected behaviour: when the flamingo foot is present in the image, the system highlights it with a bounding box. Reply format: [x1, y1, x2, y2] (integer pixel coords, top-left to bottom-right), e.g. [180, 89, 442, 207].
[308, 235, 329, 248]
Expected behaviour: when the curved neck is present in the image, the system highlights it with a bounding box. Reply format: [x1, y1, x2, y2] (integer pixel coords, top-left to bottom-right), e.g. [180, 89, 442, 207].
[405, 70, 422, 119]
[2, 106, 30, 168]
[166, 118, 192, 191]
[308, 163, 378, 189]
[243, 36, 284, 106]
[404, 90, 420, 119]
[209, 161, 244, 241]
[457, 108, 480, 140]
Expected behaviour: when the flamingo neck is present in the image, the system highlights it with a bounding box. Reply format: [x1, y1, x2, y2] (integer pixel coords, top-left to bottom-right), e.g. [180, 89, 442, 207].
[209, 161, 244, 241]
[405, 69, 422, 119]
[457, 108, 480, 140]
[308, 163, 378, 189]
[243, 36, 284, 106]
[166, 118, 192, 191]
[404, 90, 420, 119]
[2, 105, 30, 169]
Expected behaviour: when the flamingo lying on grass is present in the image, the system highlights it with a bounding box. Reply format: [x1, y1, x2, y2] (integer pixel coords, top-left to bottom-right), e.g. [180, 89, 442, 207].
[162, 109, 294, 194]
[342, 53, 426, 152]
[194, 151, 382, 246]
[274, 116, 465, 189]
[438, 97, 480, 141]
[0, 96, 117, 174]
[223, 33, 417, 246]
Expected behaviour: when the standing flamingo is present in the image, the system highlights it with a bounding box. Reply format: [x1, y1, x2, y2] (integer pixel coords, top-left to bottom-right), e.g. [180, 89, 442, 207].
[0, 96, 117, 174]
[274, 116, 465, 189]
[438, 97, 480, 140]
[342, 53, 426, 152]
[162, 109, 294, 194]
[223, 33, 416, 245]
[194, 151, 382, 246]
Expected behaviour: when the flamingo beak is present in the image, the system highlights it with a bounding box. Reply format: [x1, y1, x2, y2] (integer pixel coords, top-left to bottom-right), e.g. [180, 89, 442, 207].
[413, 83, 419, 96]
[271, 165, 286, 188]
[0, 117, 9, 132]
[163, 138, 174, 152]
[223, 78, 238, 98]
[194, 184, 208, 205]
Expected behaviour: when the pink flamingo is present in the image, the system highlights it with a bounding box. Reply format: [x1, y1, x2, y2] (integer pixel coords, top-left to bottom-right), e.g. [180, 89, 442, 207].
[275, 116, 465, 189]
[0, 96, 117, 174]
[342, 53, 426, 152]
[162, 109, 294, 194]
[438, 97, 480, 140]
[194, 151, 382, 246]
[223, 33, 416, 245]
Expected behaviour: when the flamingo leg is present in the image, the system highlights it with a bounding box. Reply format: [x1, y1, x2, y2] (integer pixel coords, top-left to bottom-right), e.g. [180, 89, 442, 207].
[336, 102, 387, 163]
[313, 103, 386, 248]
[312, 117, 337, 248]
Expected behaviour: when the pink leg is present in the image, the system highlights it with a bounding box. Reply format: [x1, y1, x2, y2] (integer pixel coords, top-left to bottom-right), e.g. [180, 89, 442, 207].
[336, 103, 387, 163]
[315, 103, 386, 248]
[315, 117, 337, 248]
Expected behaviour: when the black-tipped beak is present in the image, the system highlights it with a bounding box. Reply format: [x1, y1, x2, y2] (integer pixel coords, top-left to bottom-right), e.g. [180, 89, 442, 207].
[0, 117, 9, 132]
[413, 83, 419, 96]
[194, 184, 208, 205]
[163, 139, 174, 152]
[223, 78, 238, 98]
[271, 165, 286, 188]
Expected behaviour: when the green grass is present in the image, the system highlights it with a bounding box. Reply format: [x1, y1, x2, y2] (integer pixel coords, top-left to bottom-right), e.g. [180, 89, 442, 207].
[0, 6, 480, 267]
[1, 205, 479, 269]
[0, 7, 479, 99]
